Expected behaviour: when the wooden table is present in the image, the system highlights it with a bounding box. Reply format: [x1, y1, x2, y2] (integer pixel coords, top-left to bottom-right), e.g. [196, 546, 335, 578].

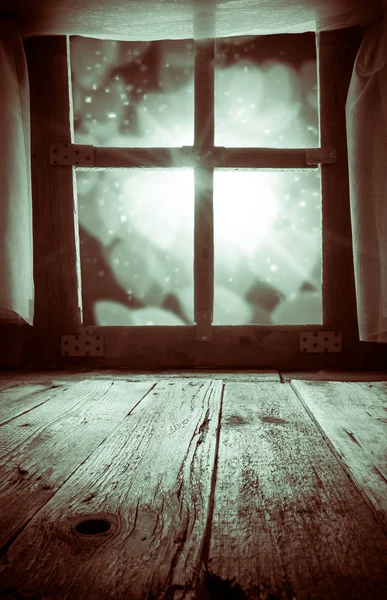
[0, 370, 386, 599]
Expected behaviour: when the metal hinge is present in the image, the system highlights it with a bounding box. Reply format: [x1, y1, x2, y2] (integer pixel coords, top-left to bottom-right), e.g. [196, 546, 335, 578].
[61, 331, 104, 356]
[196, 311, 212, 342]
[305, 147, 336, 165]
[300, 331, 342, 353]
[50, 143, 95, 167]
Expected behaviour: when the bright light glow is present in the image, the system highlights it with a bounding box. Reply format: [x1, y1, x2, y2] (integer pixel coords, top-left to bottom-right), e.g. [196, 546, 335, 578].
[214, 171, 279, 256]
[119, 169, 279, 259]
[72, 36, 321, 326]
[120, 169, 194, 250]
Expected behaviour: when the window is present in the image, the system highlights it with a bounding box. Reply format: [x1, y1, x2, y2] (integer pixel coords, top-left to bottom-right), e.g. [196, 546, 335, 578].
[27, 29, 385, 368]
[70, 34, 322, 328]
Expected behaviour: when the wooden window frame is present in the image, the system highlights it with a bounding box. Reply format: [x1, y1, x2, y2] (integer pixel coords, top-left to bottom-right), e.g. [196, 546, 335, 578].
[22, 29, 387, 370]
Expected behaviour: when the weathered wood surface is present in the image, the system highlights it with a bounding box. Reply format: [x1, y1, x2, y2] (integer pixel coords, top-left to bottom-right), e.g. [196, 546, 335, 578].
[282, 370, 387, 382]
[0, 379, 153, 552]
[208, 382, 387, 599]
[0, 381, 65, 425]
[0, 380, 223, 599]
[91, 146, 321, 169]
[0, 369, 280, 383]
[24, 36, 80, 366]
[318, 28, 360, 335]
[292, 380, 387, 532]
[58, 326, 386, 370]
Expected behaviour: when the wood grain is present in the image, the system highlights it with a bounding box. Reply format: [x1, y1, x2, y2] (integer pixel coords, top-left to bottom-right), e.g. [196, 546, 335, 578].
[87, 146, 320, 169]
[0, 379, 223, 599]
[24, 36, 81, 364]
[0, 379, 152, 551]
[282, 371, 387, 382]
[292, 380, 387, 532]
[195, 167, 214, 332]
[194, 41, 215, 335]
[0, 369, 281, 384]
[318, 29, 360, 336]
[194, 40, 214, 150]
[0, 381, 65, 425]
[208, 381, 387, 599]
[55, 325, 386, 370]
[20, 31, 386, 371]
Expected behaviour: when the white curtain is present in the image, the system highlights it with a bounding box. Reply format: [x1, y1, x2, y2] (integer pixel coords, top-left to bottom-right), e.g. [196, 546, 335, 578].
[0, 0, 386, 340]
[346, 10, 387, 342]
[0, 20, 34, 324]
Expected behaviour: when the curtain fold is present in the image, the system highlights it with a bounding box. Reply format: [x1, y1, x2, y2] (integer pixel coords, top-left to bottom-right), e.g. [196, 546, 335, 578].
[0, 20, 34, 324]
[0, 1, 386, 339]
[346, 10, 387, 342]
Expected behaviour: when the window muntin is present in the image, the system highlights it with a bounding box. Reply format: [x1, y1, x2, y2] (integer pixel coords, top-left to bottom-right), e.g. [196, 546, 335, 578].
[70, 33, 321, 328]
[71, 34, 317, 149]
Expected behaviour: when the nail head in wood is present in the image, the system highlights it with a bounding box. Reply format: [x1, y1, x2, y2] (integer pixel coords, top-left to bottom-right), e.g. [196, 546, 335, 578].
[49, 143, 95, 167]
[300, 331, 342, 353]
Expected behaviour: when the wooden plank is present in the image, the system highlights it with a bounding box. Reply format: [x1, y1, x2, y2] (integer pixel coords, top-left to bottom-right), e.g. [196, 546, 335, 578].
[24, 36, 81, 364]
[94, 147, 178, 168]
[194, 40, 214, 150]
[194, 41, 215, 336]
[83, 146, 319, 170]
[49, 326, 385, 370]
[208, 382, 387, 599]
[0, 381, 65, 425]
[291, 380, 387, 532]
[0, 379, 222, 599]
[195, 167, 214, 335]
[282, 370, 387, 382]
[0, 370, 281, 384]
[318, 28, 361, 337]
[0, 379, 152, 551]
[220, 148, 317, 169]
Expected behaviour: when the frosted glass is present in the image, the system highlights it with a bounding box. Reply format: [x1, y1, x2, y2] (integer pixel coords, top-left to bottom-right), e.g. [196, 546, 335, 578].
[215, 34, 318, 148]
[75, 169, 194, 325]
[70, 34, 318, 149]
[213, 169, 322, 325]
[70, 38, 195, 147]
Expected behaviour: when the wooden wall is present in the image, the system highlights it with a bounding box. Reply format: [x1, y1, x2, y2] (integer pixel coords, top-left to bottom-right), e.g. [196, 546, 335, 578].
[1, 28, 386, 371]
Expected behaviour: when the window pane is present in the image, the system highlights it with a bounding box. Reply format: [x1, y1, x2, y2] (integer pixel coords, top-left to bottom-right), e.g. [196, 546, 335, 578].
[75, 169, 194, 325]
[215, 34, 319, 148]
[213, 169, 322, 325]
[70, 38, 195, 147]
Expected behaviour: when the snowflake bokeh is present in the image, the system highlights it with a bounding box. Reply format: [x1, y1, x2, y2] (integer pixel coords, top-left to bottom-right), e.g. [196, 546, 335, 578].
[70, 33, 322, 326]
